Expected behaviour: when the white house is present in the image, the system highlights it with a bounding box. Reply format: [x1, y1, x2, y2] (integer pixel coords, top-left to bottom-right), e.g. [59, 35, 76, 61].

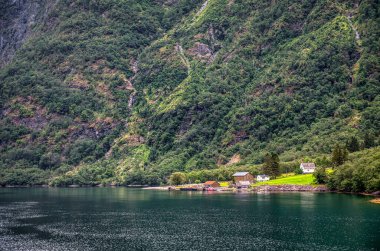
[256, 175, 270, 182]
[300, 163, 316, 174]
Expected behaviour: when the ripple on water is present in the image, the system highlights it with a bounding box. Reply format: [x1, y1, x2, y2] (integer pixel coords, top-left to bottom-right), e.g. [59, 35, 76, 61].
[0, 190, 378, 250]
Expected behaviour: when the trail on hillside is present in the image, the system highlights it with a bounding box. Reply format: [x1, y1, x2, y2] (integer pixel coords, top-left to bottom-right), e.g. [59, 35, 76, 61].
[347, 14, 360, 41]
[346, 14, 362, 84]
[176, 44, 191, 75]
[196, 0, 209, 16]
[127, 59, 139, 109]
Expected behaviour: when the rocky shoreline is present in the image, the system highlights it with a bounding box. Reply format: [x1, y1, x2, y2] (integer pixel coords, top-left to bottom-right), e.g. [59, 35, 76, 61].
[143, 184, 330, 192]
[252, 185, 329, 192]
[2, 185, 379, 198]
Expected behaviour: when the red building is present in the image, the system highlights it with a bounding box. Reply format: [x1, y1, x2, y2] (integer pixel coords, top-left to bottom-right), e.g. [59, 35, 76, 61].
[204, 181, 220, 188]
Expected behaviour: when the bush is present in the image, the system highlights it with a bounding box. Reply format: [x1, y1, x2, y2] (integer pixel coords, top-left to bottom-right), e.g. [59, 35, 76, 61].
[313, 167, 328, 184]
[169, 172, 186, 185]
[0, 168, 49, 186]
[39, 153, 61, 169]
[294, 167, 303, 175]
[68, 139, 97, 165]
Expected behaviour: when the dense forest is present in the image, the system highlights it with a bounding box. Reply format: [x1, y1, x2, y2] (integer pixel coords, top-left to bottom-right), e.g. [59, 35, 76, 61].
[0, 0, 379, 191]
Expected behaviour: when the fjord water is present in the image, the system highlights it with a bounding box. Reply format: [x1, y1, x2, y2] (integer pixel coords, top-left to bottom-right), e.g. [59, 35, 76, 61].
[0, 188, 379, 250]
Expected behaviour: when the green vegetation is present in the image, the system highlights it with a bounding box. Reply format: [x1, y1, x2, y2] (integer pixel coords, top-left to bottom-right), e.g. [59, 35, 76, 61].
[253, 174, 315, 186]
[313, 167, 328, 184]
[263, 153, 280, 178]
[0, 0, 379, 192]
[169, 172, 187, 185]
[0, 168, 50, 186]
[346, 137, 360, 152]
[327, 147, 380, 193]
[331, 144, 349, 166]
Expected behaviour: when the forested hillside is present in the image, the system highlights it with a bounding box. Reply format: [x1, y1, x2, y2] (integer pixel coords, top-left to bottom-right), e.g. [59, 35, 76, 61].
[0, 0, 379, 186]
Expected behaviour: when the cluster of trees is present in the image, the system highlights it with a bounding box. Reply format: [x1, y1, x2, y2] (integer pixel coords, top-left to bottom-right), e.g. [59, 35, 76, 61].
[327, 147, 380, 193]
[346, 134, 376, 153]
[168, 166, 262, 185]
[313, 146, 380, 193]
[330, 133, 377, 167]
[0, 168, 49, 186]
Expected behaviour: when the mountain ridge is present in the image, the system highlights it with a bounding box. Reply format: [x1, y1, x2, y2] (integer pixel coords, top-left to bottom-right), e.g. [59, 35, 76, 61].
[0, 0, 379, 186]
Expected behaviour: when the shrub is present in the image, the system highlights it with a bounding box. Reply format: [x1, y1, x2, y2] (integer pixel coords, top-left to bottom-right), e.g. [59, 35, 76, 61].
[0, 168, 49, 186]
[313, 167, 328, 184]
[169, 172, 186, 185]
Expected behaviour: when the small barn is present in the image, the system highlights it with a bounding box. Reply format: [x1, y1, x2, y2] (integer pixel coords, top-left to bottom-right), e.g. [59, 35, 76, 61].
[232, 172, 254, 183]
[204, 181, 220, 188]
[256, 175, 270, 182]
[300, 163, 316, 174]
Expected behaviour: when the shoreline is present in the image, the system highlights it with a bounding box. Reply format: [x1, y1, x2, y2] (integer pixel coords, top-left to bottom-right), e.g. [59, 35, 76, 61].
[1, 184, 379, 197]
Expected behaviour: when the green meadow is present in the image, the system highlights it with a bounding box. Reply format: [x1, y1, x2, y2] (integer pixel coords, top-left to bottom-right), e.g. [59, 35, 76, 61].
[253, 174, 315, 186]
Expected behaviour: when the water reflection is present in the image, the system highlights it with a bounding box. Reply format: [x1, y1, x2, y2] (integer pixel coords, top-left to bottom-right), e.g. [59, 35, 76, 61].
[0, 188, 379, 250]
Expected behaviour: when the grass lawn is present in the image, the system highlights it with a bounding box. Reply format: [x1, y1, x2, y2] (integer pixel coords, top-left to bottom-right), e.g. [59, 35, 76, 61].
[252, 174, 316, 186]
[326, 168, 334, 174]
[219, 181, 230, 187]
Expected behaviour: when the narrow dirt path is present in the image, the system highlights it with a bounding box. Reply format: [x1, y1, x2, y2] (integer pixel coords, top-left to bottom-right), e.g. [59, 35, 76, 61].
[175, 43, 191, 75]
[347, 14, 360, 41]
[196, 0, 209, 16]
[127, 59, 138, 109]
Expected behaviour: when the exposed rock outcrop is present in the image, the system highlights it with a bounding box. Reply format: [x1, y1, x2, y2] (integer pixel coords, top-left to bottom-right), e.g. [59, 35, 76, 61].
[0, 0, 57, 68]
[188, 42, 213, 62]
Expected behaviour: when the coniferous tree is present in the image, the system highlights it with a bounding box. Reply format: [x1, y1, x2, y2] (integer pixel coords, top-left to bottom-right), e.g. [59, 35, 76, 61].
[342, 147, 348, 163]
[263, 153, 280, 178]
[346, 137, 360, 152]
[263, 153, 273, 176]
[331, 145, 340, 167]
[271, 153, 280, 178]
[363, 133, 375, 149]
[313, 167, 327, 184]
[331, 145, 348, 167]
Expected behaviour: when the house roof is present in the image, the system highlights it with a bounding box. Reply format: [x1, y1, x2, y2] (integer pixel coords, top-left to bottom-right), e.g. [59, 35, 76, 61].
[232, 172, 250, 177]
[301, 163, 316, 168]
[236, 181, 251, 186]
[257, 174, 269, 178]
[204, 181, 218, 185]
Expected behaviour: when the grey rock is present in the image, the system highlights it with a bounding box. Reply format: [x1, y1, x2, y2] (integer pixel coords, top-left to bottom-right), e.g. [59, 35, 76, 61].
[0, 0, 58, 68]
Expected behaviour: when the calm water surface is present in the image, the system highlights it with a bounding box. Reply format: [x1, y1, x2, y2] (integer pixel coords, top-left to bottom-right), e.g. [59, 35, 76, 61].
[0, 188, 379, 250]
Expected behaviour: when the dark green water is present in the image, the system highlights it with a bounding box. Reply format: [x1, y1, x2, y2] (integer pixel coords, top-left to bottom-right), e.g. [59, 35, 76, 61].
[0, 188, 379, 250]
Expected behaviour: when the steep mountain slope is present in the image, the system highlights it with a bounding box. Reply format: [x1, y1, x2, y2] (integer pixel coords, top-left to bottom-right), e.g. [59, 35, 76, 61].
[0, 0, 59, 67]
[0, 0, 379, 185]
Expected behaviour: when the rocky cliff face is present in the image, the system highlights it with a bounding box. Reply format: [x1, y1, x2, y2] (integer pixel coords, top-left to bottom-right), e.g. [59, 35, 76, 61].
[0, 0, 55, 68]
